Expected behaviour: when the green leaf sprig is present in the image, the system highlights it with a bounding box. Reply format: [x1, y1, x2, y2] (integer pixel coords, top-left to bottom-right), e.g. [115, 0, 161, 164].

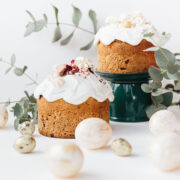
[24, 5, 98, 50]
[141, 32, 180, 118]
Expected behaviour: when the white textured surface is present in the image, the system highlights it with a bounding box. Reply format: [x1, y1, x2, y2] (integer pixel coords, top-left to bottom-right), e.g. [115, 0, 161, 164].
[0, 106, 180, 180]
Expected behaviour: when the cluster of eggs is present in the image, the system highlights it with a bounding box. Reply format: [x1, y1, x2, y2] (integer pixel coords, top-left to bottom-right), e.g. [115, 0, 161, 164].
[148, 110, 180, 171]
[44, 118, 132, 178]
[13, 121, 36, 154]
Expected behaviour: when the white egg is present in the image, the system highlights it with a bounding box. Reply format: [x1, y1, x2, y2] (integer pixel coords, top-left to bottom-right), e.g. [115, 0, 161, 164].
[149, 110, 179, 135]
[75, 118, 112, 150]
[0, 105, 8, 128]
[44, 142, 84, 178]
[148, 132, 180, 171]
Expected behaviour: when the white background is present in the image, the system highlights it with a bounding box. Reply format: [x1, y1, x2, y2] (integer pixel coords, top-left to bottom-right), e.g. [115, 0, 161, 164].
[0, 0, 180, 180]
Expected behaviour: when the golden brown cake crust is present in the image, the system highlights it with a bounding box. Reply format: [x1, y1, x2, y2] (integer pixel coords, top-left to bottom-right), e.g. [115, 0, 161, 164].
[97, 39, 158, 73]
[37, 97, 109, 138]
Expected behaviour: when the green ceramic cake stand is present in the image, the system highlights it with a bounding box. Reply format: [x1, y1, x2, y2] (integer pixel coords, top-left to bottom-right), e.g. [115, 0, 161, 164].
[96, 72, 152, 122]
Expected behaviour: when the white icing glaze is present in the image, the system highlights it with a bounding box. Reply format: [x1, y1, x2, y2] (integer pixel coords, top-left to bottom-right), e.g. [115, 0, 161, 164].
[34, 73, 114, 105]
[94, 12, 161, 46]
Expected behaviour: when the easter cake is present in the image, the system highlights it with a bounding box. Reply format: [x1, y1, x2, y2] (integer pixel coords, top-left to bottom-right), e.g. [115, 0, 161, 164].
[34, 57, 114, 138]
[94, 12, 161, 73]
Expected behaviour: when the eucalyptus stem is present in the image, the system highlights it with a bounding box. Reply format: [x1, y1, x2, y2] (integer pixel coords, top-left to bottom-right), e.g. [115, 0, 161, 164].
[0, 60, 38, 85]
[0, 100, 23, 105]
[48, 22, 95, 35]
[171, 101, 180, 106]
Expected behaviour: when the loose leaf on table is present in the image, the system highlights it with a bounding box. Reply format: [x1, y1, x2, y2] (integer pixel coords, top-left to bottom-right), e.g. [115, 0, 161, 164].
[155, 48, 176, 70]
[60, 31, 74, 45]
[148, 66, 163, 81]
[80, 39, 94, 50]
[72, 5, 82, 27]
[88, 9, 97, 33]
[141, 83, 151, 93]
[145, 104, 167, 118]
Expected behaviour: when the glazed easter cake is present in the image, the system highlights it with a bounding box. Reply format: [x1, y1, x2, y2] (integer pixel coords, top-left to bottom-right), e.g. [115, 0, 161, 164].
[95, 12, 161, 73]
[34, 57, 114, 138]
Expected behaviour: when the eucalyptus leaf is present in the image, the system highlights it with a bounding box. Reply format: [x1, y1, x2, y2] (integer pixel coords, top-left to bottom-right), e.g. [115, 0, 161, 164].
[14, 67, 27, 76]
[88, 10, 97, 33]
[11, 54, 16, 66]
[143, 32, 154, 37]
[52, 5, 59, 25]
[43, 14, 48, 25]
[80, 39, 94, 50]
[24, 23, 35, 37]
[161, 92, 173, 106]
[52, 26, 62, 42]
[5, 67, 12, 74]
[152, 89, 164, 96]
[165, 72, 180, 80]
[152, 95, 163, 104]
[159, 33, 171, 46]
[148, 66, 163, 81]
[141, 83, 151, 93]
[72, 5, 82, 27]
[149, 81, 162, 89]
[26, 10, 36, 22]
[155, 48, 176, 69]
[60, 31, 74, 45]
[14, 119, 19, 131]
[144, 46, 159, 52]
[145, 104, 167, 118]
[167, 62, 178, 74]
[175, 81, 180, 90]
[34, 20, 45, 32]
[13, 103, 23, 117]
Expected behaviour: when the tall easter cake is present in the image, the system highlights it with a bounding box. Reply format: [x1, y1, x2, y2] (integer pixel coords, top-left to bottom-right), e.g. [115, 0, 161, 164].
[95, 12, 161, 73]
[34, 58, 114, 138]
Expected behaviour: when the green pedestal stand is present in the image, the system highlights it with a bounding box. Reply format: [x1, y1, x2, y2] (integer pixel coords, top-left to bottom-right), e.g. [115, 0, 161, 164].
[96, 72, 152, 122]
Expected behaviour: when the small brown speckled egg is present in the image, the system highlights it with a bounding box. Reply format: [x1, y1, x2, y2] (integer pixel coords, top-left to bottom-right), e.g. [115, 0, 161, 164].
[111, 138, 132, 156]
[13, 135, 36, 153]
[18, 121, 35, 135]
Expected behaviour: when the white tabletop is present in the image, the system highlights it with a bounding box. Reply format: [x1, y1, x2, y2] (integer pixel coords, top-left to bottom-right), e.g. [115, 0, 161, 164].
[1, 106, 180, 180]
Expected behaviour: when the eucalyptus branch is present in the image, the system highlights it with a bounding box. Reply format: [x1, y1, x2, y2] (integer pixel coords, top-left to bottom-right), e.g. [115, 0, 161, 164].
[0, 59, 38, 85]
[0, 100, 23, 105]
[25, 5, 98, 50]
[48, 22, 95, 35]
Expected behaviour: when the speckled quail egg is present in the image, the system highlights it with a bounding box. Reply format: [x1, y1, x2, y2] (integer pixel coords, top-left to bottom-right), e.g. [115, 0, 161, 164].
[75, 118, 112, 150]
[111, 138, 132, 156]
[149, 110, 179, 135]
[18, 121, 35, 135]
[13, 135, 36, 153]
[44, 142, 84, 178]
[148, 132, 180, 171]
[0, 105, 8, 128]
